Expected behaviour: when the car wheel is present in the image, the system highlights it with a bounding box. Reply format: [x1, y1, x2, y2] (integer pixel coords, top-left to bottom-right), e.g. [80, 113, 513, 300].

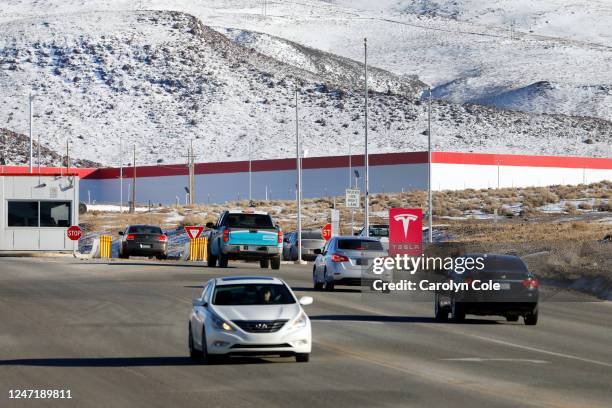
[156, 254, 167, 260]
[295, 353, 310, 363]
[260, 259, 269, 268]
[434, 294, 448, 321]
[524, 308, 538, 326]
[313, 268, 323, 290]
[188, 325, 202, 360]
[451, 298, 465, 322]
[270, 256, 281, 270]
[506, 315, 519, 322]
[324, 270, 335, 291]
[219, 255, 229, 268]
[207, 255, 217, 267]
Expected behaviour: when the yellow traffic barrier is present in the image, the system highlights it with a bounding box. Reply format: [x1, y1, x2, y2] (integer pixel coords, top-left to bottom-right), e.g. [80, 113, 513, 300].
[100, 235, 112, 259]
[189, 237, 208, 262]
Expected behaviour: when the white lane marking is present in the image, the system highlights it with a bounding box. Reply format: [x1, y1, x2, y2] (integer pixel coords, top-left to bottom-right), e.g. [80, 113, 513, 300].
[443, 357, 549, 364]
[313, 319, 384, 324]
[466, 334, 612, 368]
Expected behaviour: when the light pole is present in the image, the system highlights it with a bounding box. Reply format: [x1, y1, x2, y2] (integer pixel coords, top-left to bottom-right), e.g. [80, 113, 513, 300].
[427, 87, 433, 244]
[119, 137, 123, 213]
[248, 141, 252, 203]
[364, 38, 370, 237]
[29, 93, 34, 173]
[295, 88, 304, 264]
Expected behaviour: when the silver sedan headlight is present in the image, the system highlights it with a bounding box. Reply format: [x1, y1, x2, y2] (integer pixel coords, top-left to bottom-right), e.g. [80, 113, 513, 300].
[211, 312, 234, 332]
[290, 311, 308, 329]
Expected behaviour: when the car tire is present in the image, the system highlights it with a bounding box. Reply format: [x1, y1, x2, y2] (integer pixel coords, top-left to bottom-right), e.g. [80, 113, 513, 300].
[219, 255, 229, 268]
[270, 256, 281, 270]
[434, 294, 448, 321]
[156, 254, 167, 260]
[451, 298, 465, 322]
[295, 353, 310, 363]
[188, 325, 202, 360]
[313, 268, 323, 290]
[324, 270, 335, 291]
[207, 256, 217, 267]
[524, 308, 538, 326]
[260, 259, 269, 269]
[506, 315, 519, 322]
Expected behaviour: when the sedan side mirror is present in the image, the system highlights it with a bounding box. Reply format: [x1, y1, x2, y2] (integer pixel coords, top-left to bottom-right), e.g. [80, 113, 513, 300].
[192, 298, 207, 307]
[205, 222, 214, 229]
[299, 296, 313, 306]
[313, 249, 322, 255]
[118, 231, 124, 236]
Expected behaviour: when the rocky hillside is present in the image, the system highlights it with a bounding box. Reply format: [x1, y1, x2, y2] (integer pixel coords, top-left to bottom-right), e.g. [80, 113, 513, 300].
[0, 10, 610, 167]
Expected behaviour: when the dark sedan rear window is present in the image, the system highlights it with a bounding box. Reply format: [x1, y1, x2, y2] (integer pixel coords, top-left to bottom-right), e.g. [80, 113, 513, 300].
[128, 226, 162, 234]
[337, 239, 383, 251]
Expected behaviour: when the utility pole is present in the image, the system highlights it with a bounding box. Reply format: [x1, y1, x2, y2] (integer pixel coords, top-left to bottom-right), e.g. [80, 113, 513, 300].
[348, 133, 354, 235]
[29, 94, 33, 173]
[296, 88, 303, 264]
[427, 87, 433, 244]
[364, 38, 370, 237]
[248, 142, 252, 203]
[131, 145, 136, 213]
[65, 140, 69, 172]
[119, 137, 123, 213]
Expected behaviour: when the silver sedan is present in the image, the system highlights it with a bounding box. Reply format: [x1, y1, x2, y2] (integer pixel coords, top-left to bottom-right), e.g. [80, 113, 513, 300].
[312, 236, 389, 291]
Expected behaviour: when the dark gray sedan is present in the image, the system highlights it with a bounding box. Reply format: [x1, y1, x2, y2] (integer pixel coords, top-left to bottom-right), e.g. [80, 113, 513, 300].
[119, 224, 168, 259]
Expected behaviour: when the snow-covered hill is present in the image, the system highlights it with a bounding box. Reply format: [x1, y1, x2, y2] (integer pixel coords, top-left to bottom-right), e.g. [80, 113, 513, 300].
[1, 1, 611, 122]
[0, 10, 610, 167]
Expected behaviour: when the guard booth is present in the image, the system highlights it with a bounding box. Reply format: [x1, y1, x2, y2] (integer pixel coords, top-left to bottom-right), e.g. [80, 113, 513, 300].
[0, 170, 79, 251]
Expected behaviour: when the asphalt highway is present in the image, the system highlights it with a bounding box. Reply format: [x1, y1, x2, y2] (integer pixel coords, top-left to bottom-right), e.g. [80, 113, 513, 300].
[0, 257, 611, 408]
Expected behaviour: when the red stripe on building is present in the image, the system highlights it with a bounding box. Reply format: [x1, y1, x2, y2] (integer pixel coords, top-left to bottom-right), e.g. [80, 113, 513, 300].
[0, 166, 96, 178]
[432, 152, 612, 169]
[6, 152, 609, 180]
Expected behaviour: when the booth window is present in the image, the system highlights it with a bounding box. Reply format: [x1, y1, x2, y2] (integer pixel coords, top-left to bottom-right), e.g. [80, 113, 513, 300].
[7, 201, 72, 227]
[7, 201, 39, 227]
[40, 201, 71, 227]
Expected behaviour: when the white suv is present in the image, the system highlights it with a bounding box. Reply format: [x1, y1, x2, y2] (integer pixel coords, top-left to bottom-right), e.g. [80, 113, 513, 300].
[188, 276, 313, 363]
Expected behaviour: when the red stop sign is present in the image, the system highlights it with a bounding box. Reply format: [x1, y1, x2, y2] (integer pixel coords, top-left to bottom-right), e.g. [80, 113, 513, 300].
[67, 225, 82, 241]
[322, 223, 332, 241]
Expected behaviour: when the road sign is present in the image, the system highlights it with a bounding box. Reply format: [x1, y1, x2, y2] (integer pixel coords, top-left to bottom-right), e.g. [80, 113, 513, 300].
[185, 226, 204, 240]
[389, 208, 423, 256]
[322, 223, 332, 241]
[67, 225, 82, 241]
[345, 189, 360, 208]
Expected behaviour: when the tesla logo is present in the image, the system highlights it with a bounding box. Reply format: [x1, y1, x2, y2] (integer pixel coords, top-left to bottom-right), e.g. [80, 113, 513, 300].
[393, 213, 418, 239]
[255, 323, 268, 330]
[389, 208, 423, 256]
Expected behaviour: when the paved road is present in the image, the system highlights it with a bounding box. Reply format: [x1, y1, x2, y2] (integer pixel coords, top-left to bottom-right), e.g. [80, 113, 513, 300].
[0, 258, 610, 408]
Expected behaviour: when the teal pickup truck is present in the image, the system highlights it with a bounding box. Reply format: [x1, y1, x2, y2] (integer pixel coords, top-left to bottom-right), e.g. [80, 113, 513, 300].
[205, 210, 283, 269]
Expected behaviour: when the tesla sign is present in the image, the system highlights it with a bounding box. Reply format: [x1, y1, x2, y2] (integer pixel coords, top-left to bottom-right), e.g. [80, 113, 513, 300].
[389, 208, 423, 256]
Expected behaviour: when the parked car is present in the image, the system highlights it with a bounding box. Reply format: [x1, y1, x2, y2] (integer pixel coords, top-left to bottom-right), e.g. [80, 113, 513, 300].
[188, 276, 313, 363]
[312, 236, 389, 291]
[206, 210, 283, 269]
[434, 254, 539, 325]
[118, 224, 168, 259]
[358, 224, 389, 251]
[282, 230, 326, 261]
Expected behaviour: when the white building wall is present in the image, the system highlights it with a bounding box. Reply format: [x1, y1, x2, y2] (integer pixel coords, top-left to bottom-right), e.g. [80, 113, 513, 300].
[1, 175, 79, 251]
[432, 164, 612, 190]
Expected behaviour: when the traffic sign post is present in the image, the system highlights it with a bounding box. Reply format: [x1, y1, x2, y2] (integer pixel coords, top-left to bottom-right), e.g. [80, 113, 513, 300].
[185, 226, 204, 240]
[67, 225, 82, 258]
[322, 223, 332, 241]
